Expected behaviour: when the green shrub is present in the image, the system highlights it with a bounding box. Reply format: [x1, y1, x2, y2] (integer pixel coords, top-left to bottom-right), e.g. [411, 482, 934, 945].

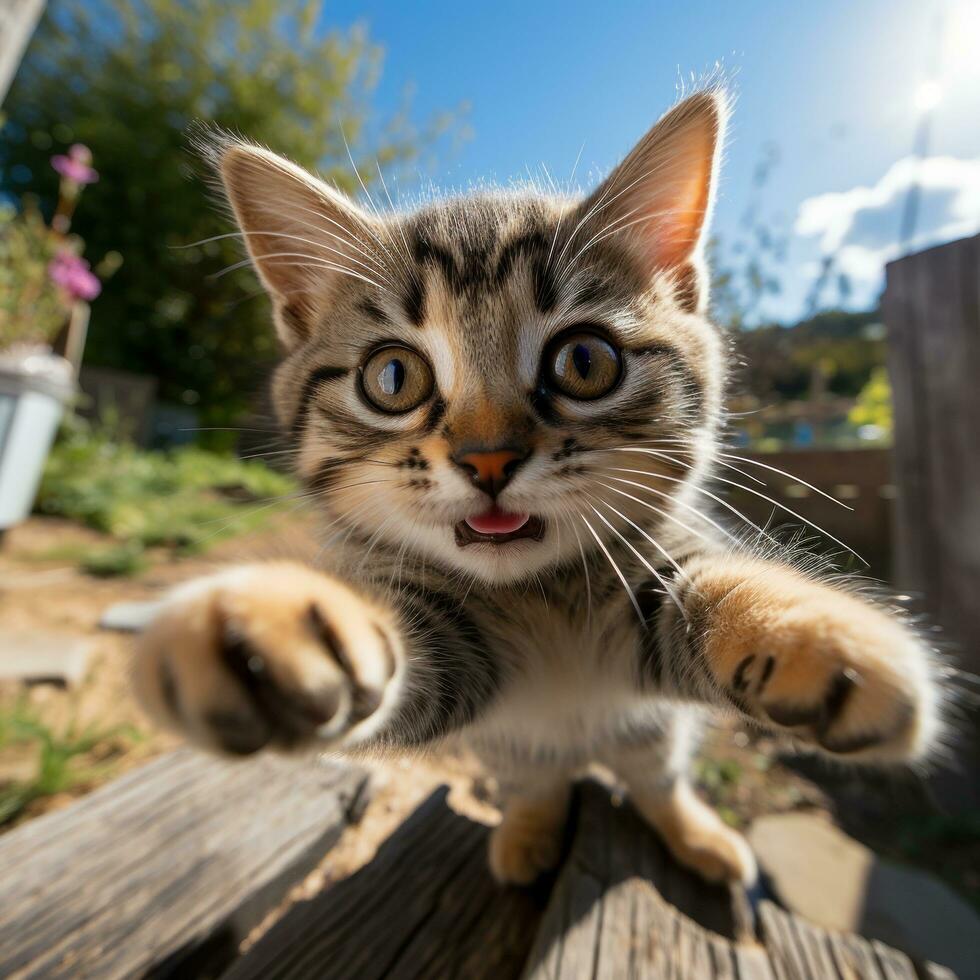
[34, 419, 295, 572]
[2, 0, 456, 437]
[79, 542, 147, 578]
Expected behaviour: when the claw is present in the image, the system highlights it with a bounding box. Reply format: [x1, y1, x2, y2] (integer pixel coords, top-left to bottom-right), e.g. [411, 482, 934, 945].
[762, 701, 824, 729]
[219, 626, 342, 741]
[204, 709, 272, 755]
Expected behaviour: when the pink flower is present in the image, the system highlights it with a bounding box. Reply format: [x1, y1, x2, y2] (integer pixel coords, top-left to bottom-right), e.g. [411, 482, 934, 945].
[50, 144, 99, 185]
[49, 252, 101, 301]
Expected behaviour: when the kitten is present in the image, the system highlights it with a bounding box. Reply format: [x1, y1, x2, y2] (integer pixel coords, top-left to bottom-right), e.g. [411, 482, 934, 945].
[133, 90, 942, 886]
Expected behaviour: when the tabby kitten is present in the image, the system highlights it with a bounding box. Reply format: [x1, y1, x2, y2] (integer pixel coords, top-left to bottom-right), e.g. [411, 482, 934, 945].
[134, 90, 941, 886]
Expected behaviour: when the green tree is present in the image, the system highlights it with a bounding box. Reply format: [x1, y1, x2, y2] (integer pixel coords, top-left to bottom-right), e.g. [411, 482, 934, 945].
[2, 0, 455, 440]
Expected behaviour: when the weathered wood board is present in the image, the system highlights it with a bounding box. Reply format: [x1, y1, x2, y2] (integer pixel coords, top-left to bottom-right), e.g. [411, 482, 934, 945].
[884, 234, 980, 809]
[884, 232, 980, 664]
[521, 781, 769, 980]
[222, 785, 549, 980]
[0, 749, 369, 979]
[0, 759, 959, 979]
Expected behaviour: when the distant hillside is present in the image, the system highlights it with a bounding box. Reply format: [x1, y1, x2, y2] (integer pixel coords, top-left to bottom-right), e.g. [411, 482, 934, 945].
[730, 310, 886, 404]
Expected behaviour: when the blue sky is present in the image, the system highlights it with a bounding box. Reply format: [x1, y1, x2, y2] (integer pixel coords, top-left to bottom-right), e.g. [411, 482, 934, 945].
[325, 0, 980, 324]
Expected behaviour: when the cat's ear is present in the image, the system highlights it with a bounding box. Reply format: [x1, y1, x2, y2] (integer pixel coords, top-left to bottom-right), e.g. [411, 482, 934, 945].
[213, 139, 379, 347]
[579, 89, 728, 312]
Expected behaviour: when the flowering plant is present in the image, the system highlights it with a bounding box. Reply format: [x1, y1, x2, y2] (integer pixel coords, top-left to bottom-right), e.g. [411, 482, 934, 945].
[0, 142, 119, 352]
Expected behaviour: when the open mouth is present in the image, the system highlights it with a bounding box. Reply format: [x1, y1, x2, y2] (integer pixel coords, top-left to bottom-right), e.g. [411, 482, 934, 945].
[454, 507, 545, 547]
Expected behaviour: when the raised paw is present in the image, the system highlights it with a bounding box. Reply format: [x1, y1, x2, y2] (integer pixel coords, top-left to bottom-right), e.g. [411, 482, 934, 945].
[700, 566, 939, 762]
[132, 563, 402, 755]
[488, 792, 569, 886]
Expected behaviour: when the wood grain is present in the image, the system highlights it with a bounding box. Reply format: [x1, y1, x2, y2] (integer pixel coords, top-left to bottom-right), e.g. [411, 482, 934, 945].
[759, 900, 931, 980]
[0, 749, 369, 979]
[521, 781, 758, 980]
[1, 765, 958, 979]
[223, 785, 548, 980]
[884, 233, 980, 807]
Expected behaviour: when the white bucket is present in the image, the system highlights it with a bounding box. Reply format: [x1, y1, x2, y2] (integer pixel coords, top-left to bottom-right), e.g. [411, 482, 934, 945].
[0, 351, 75, 531]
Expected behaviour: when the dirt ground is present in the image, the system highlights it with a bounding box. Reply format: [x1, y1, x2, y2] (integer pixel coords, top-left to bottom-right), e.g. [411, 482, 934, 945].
[2, 514, 977, 912]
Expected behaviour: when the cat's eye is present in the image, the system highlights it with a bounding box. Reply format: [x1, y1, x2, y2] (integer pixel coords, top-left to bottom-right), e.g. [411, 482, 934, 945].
[360, 345, 434, 413]
[545, 330, 622, 400]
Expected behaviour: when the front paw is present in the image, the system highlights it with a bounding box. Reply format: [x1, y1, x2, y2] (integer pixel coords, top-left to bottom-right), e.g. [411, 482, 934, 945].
[132, 563, 401, 755]
[700, 569, 940, 761]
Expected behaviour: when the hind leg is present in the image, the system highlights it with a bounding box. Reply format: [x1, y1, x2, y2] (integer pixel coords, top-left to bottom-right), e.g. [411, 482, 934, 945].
[487, 767, 572, 886]
[604, 711, 757, 885]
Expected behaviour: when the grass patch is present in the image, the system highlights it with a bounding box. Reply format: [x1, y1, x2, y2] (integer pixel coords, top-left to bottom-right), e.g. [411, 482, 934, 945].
[33, 419, 296, 574]
[79, 542, 148, 578]
[0, 699, 142, 828]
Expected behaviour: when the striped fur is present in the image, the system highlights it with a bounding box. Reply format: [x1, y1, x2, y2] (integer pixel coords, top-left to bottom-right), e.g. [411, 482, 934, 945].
[135, 91, 944, 886]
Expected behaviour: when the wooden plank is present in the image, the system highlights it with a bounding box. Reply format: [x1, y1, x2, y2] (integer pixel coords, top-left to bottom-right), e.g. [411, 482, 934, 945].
[732, 944, 778, 980]
[884, 234, 980, 809]
[524, 781, 754, 980]
[519, 786, 607, 979]
[760, 901, 812, 980]
[870, 940, 918, 980]
[0, 749, 369, 980]
[759, 899, 960, 980]
[922, 966, 959, 980]
[789, 913, 843, 980]
[225, 786, 547, 980]
[594, 797, 640, 979]
[828, 933, 886, 980]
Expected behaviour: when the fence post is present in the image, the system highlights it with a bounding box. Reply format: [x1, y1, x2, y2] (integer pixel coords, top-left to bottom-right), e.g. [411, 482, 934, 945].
[883, 233, 980, 806]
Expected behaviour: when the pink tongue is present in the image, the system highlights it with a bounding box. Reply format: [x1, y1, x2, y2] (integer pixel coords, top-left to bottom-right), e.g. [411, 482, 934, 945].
[465, 507, 530, 535]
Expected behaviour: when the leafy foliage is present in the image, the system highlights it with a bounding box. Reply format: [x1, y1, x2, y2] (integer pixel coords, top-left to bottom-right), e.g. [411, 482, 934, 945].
[848, 366, 893, 437]
[0, 200, 65, 348]
[34, 418, 295, 570]
[1, 141, 117, 350]
[732, 310, 886, 403]
[2, 0, 455, 438]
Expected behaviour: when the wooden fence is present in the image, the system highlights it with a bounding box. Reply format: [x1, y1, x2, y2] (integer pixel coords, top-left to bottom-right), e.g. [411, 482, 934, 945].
[732, 448, 894, 580]
[883, 233, 980, 805]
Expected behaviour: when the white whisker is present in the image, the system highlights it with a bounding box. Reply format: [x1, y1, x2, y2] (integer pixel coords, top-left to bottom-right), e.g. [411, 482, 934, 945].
[570, 517, 593, 626]
[598, 467, 769, 542]
[716, 451, 854, 511]
[586, 493, 685, 577]
[584, 498, 687, 624]
[580, 514, 644, 623]
[594, 480, 713, 543]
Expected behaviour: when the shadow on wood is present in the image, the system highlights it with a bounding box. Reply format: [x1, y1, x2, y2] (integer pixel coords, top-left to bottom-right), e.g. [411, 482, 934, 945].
[0, 752, 958, 979]
[229, 781, 761, 980]
[223, 785, 550, 980]
[230, 779, 956, 979]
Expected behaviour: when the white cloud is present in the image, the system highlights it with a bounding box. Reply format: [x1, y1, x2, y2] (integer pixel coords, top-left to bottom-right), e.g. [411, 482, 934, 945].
[794, 155, 980, 295]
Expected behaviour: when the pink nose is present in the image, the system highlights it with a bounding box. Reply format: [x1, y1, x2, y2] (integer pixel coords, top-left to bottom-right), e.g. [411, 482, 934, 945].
[453, 447, 528, 498]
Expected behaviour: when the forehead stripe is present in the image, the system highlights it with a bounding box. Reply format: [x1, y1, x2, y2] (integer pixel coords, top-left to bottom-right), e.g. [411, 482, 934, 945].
[402, 274, 426, 327]
[405, 224, 561, 314]
[359, 297, 391, 326]
[291, 365, 349, 439]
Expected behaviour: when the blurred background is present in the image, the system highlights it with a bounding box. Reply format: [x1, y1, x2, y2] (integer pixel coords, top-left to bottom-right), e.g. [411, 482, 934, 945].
[0, 0, 978, 959]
